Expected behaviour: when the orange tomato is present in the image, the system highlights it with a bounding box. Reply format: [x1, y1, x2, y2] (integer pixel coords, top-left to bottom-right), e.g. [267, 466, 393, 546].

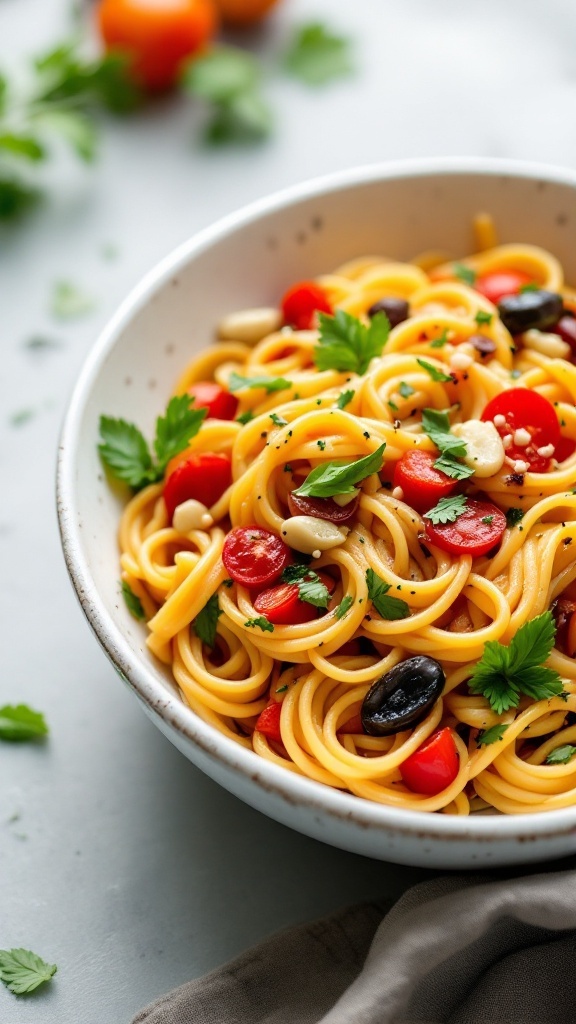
[96, 0, 219, 91]
[213, 0, 280, 26]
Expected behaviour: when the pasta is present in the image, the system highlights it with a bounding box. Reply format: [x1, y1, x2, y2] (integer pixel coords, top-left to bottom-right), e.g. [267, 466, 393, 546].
[107, 217, 576, 816]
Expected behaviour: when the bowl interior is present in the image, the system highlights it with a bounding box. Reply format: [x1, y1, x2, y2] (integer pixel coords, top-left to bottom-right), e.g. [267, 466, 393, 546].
[59, 160, 576, 834]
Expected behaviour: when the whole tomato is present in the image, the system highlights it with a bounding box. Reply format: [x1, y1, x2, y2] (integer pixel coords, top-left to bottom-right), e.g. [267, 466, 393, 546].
[96, 0, 219, 91]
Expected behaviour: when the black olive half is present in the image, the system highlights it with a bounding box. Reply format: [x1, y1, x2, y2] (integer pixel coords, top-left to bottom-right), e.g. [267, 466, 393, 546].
[497, 289, 563, 335]
[360, 655, 445, 736]
[367, 297, 409, 328]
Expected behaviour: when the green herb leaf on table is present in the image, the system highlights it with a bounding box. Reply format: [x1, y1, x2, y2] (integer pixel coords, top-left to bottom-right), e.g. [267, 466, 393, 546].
[281, 564, 330, 608]
[50, 280, 95, 319]
[244, 617, 274, 632]
[365, 568, 410, 620]
[294, 443, 385, 498]
[228, 372, 291, 395]
[546, 744, 576, 765]
[425, 494, 468, 525]
[314, 310, 389, 375]
[335, 595, 354, 619]
[468, 611, 563, 715]
[183, 46, 272, 144]
[283, 22, 354, 86]
[416, 358, 453, 383]
[194, 595, 221, 648]
[0, 948, 57, 995]
[476, 724, 509, 746]
[121, 580, 145, 621]
[0, 704, 48, 742]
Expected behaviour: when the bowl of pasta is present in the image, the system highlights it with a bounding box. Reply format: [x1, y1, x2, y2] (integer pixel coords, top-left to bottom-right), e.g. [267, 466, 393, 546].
[58, 158, 576, 867]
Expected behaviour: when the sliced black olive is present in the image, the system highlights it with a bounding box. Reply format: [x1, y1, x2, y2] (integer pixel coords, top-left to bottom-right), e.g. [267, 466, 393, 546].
[367, 297, 409, 328]
[468, 333, 497, 357]
[361, 655, 445, 736]
[497, 289, 563, 335]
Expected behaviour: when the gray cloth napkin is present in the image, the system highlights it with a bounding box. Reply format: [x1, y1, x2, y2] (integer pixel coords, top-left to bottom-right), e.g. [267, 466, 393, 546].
[132, 869, 576, 1024]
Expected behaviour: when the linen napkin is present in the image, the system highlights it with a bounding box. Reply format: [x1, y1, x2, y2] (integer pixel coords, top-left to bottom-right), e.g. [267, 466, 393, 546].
[132, 868, 576, 1023]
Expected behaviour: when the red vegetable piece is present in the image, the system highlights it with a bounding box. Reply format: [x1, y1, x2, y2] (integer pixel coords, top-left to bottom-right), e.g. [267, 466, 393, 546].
[553, 315, 576, 360]
[474, 270, 533, 305]
[164, 452, 231, 520]
[188, 381, 238, 420]
[287, 490, 360, 524]
[555, 435, 576, 462]
[393, 450, 458, 513]
[424, 499, 506, 558]
[481, 388, 561, 473]
[253, 571, 335, 625]
[255, 701, 282, 743]
[222, 526, 292, 588]
[281, 281, 333, 330]
[400, 727, 459, 796]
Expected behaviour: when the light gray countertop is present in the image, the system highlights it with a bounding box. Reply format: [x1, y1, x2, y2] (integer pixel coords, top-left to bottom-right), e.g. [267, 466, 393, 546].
[2, 1, 576, 1020]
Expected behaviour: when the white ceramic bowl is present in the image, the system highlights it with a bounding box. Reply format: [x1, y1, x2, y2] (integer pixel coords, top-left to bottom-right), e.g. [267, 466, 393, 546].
[58, 158, 576, 868]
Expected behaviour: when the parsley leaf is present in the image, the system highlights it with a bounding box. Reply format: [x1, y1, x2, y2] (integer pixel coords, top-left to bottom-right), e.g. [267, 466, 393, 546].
[474, 310, 493, 326]
[183, 47, 272, 144]
[98, 395, 206, 489]
[335, 595, 354, 619]
[425, 494, 468, 524]
[476, 724, 508, 746]
[433, 453, 474, 481]
[429, 330, 449, 349]
[50, 280, 95, 319]
[421, 407, 474, 481]
[294, 443, 385, 498]
[281, 564, 330, 608]
[365, 568, 410, 620]
[194, 595, 221, 648]
[121, 580, 145, 620]
[270, 412, 288, 427]
[336, 389, 355, 409]
[398, 381, 415, 399]
[0, 704, 48, 742]
[314, 310, 389, 375]
[0, 948, 57, 995]
[546, 744, 576, 765]
[283, 22, 353, 86]
[228, 372, 291, 394]
[416, 358, 453, 383]
[236, 410, 255, 425]
[506, 507, 524, 529]
[453, 262, 477, 286]
[245, 616, 274, 632]
[468, 611, 563, 714]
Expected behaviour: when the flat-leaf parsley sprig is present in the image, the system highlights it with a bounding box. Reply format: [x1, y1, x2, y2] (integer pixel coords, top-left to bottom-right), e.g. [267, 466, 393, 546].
[294, 444, 385, 499]
[468, 611, 564, 715]
[314, 310, 390, 375]
[98, 394, 206, 490]
[421, 407, 474, 482]
[281, 564, 330, 608]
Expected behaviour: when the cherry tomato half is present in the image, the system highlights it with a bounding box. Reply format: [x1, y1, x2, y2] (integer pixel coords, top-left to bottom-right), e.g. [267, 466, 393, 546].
[164, 452, 231, 519]
[287, 490, 360, 525]
[253, 571, 336, 625]
[474, 270, 533, 305]
[223, 527, 292, 588]
[96, 0, 218, 91]
[400, 727, 459, 796]
[424, 499, 506, 558]
[188, 381, 238, 420]
[481, 388, 561, 473]
[393, 450, 458, 513]
[567, 611, 576, 659]
[254, 701, 282, 743]
[281, 281, 333, 331]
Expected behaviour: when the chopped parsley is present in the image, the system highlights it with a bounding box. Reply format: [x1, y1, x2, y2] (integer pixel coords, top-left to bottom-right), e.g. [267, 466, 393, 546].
[429, 329, 449, 349]
[317, 439, 326, 451]
[474, 310, 493, 327]
[398, 381, 416, 399]
[281, 564, 330, 608]
[416, 358, 453, 383]
[476, 724, 509, 746]
[425, 494, 468, 525]
[421, 407, 474, 481]
[546, 744, 576, 765]
[193, 594, 221, 648]
[481, 515, 494, 525]
[453, 262, 477, 286]
[365, 568, 410, 620]
[336, 389, 355, 409]
[121, 579, 145, 620]
[98, 394, 207, 489]
[335, 595, 354, 619]
[236, 409, 255, 425]
[228, 372, 291, 394]
[244, 616, 274, 632]
[314, 309, 389, 375]
[270, 412, 288, 427]
[468, 611, 564, 715]
[294, 443, 385, 498]
[506, 507, 524, 529]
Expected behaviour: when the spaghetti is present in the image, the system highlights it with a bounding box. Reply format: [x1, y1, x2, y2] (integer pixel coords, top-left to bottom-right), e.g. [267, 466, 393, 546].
[107, 219, 576, 816]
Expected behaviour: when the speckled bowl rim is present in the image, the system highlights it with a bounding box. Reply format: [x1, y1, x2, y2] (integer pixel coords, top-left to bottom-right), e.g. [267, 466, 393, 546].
[57, 156, 576, 847]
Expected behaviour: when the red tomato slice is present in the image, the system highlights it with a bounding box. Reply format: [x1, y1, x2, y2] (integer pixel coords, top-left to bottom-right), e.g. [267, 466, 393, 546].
[188, 381, 238, 420]
[474, 270, 533, 305]
[393, 450, 458, 513]
[281, 281, 333, 330]
[481, 388, 561, 473]
[568, 611, 576, 659]
[223, 527, 292, 587]
[424, 499, 506, 557]
[400, 727, 459, 795]
[255, 701, 282, 743]
[555, 436, 576, 462]
[253, 571, 335, 625]
[287, 490, 359, 524]
[164, 452, 231, 520]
